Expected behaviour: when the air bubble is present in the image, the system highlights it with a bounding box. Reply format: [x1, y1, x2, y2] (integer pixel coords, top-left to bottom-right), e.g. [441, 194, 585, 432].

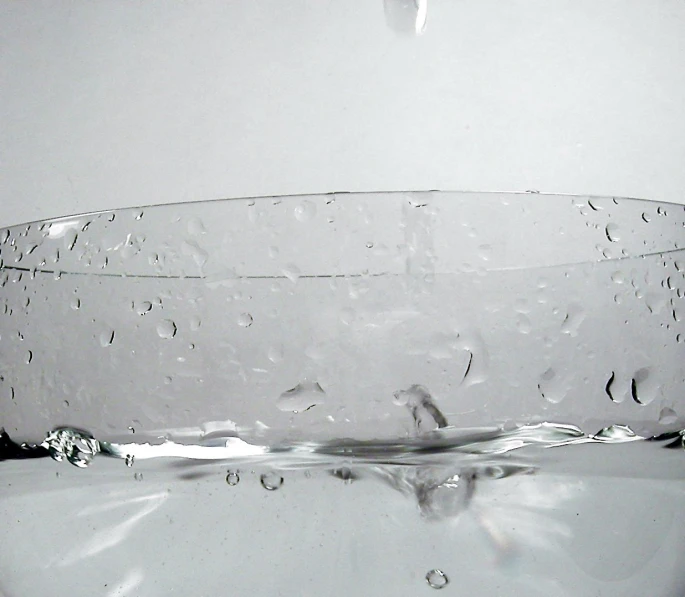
[426, 569, 449, 589]
[237, 313, 253, 327]
[260, 472, 284, 491]
[226, 471, 240, 486]
[157, 320, 177, 339]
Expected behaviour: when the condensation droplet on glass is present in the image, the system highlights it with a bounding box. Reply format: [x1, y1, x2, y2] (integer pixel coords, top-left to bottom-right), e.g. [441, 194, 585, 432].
[611, 271, 625, 284]
[268, 245, 279, 258]
[237, 313, 253, 327]
[25, 350, 33, 364]
[157, 319, 177, 339]
[70, 297, 81, 310]
[658, 407, 678, 425]
[268, 345, 284, 363]
[190, 316, 202, 331]
[538, 368, 566, 404]
[294, 200, 316, 222]
[187, 217, 206, 236]
[477, 244, 493, 261]
[282, 263, 301, 284]
[631, 367, 656, 405]
[260, 471, 284, 491]
[135, 301, 153, 316]
[164, 376, 173, 385]
[277, 380, 326, 413]
[605, 223, 620, 243]
[99, 329, 115, 347]
[516, 314, 532, 334]
[561, 303, 586, 337]
[642, 212, 651, 223]
[134, 472, 144, 481]
[426, 569, 449, 589]
[226, 470, 240, 486]
[133, 210, 144, 220]
[657, 206, 667, 216]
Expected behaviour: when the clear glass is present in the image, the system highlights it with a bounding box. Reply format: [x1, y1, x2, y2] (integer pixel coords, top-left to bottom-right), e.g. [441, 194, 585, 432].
[1, 191, 684, 596]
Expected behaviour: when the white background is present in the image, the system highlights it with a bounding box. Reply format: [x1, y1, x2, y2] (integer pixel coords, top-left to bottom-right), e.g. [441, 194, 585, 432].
[2, 0, 685, 224]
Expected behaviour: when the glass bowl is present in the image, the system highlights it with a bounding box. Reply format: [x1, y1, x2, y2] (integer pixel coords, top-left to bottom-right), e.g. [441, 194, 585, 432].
[1, 191, 684, 596]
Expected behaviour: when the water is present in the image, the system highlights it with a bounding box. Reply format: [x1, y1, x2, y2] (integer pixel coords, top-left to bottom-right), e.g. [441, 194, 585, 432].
[1, 422, 684, 596]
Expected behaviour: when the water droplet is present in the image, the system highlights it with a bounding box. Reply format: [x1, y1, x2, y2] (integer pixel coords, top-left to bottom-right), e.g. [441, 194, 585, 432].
[631, 367, 657, 405]
[260, 472, 284, 491]
[395, 385, 448, 433]
[225, 470, 240, 486]
[187, 217, 206, 236]
[42, 427, 100, 468]
[133, 210, 144, 220]
[99, 329, 115, 347]
[282, 263, 301, 284]
[267, 345, 284, 363]
[611, 271, 625, 284]
[477, 244, 493, 261]
[70, 297, 81, 310]
[164, 376, 173, 385]
[294, 200, 316, 222]
[605, 371, 620, 403]
[63, 400, 70, 408]
[181, 240, 208, 268]
[125, 454, 135, 467]
[128, 426, 135, 434]
[277, 380, 326, 413]
[561, 303, 586, 336]
[516, 314, 531, 334]
[189, 316, 202, 331]
[426, 569, 449, 589]
[642, 212, 651, 223]
[605, 223, 620, 243]
[656, 407, 677, 426]
[135, 301, 153, 316]
[25, 350, 33, 364]
[237, 313, 253, 327]
[268, 245, 279, 258]
[157, 319, 177, 339]
[657, 206, 667, 216]
[64, 229, 78, 251]
[134, 472, 144, 481]
[538, 368, 567, 404]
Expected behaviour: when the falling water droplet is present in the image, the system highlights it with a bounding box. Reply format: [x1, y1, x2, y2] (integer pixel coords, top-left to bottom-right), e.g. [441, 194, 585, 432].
[294, 200, 316, 222]
[237, 313, 253, 327]
[125, 454, 135, 467]
[260, 472, 284, 491]
[225, 470, 240, 486]
[99, 329, 115, 347]
[157, 320, 177, 339]
[605, 223, 620, 243]
[426, 569, 449, 589]
[277, 380, 326, 413]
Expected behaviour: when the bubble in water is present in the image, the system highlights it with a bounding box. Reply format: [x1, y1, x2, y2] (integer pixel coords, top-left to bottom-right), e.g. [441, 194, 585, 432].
[605, 223, 620, 243]
[135, 301, 153, 316]
[425, 569, 449, 589]
[99, 329, 115, 347]
[157, 320, 177, 339]
[125, 454, 135, 467]
[225, 470, 240, 486]
[267, 345, 284, 363]
[237, 313, 253, 327]
[277, 379, 326, 413]
[134, 472, 144, 481]
[260, 472, 284, 491]
[294, 200, 316, 222]
[658, 407, 678, 425]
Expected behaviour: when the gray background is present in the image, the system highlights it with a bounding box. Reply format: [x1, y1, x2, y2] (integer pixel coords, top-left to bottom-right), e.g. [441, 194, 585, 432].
[2, 0, 685, 229]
